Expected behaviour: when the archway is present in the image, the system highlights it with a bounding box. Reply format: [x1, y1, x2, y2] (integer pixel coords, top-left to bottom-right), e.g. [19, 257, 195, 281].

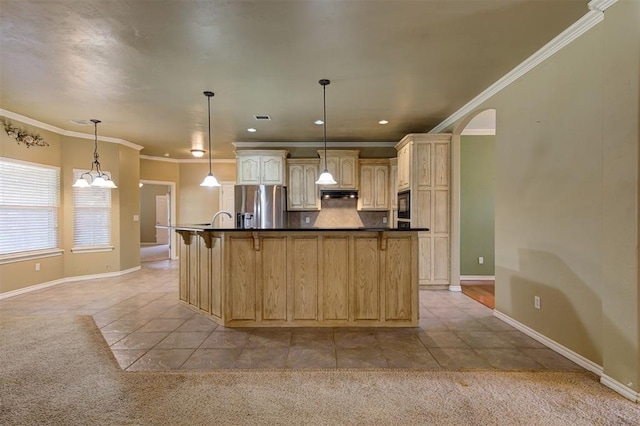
[450, 109, 496, 308]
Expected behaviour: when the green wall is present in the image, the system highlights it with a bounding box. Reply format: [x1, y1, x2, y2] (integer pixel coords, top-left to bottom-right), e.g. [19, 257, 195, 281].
[460, 135, 495, 276]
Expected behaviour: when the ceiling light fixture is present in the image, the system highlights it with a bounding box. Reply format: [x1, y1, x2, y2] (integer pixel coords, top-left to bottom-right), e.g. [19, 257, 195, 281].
[314, 120, 324, 125]
[378, 119, 389, 125]
[200, 91, 220, 187]
[72, 119, 117, 189]
[315, 79, 337, 186]
[190, 149, 205, 157]
[247, 128, 257, 133]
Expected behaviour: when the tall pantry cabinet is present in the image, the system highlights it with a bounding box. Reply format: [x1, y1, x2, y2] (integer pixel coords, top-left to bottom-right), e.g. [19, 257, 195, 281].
[395, 134, 451, 289]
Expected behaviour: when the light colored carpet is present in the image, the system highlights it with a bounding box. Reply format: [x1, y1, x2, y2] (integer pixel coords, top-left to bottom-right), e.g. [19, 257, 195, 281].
[1, 316, 639, 425]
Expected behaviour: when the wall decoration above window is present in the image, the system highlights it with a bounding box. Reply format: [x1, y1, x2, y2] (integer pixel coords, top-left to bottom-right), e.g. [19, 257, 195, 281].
[1, 118, 49, 148]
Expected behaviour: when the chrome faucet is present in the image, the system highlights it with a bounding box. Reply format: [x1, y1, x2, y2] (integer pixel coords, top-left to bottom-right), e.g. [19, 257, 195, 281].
[211, 211, 232, 227]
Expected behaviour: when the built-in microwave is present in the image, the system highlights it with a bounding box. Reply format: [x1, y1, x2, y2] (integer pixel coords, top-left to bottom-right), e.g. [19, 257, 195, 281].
[397, 190, 410, 219]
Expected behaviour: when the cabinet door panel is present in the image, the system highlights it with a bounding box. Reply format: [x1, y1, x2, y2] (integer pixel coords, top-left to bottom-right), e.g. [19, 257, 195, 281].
[262, 157, 283, 184]
[288, 165, 304, 209]
[374, 166, 389, 209]
[323, 237, 349, 320]
[198, 237, 210, 313]
[359, 166, 374, 209]
[210, 236, 223, 318]
[417, 143, 431, 188]
[303, 165, 319, 209]
[385, 237, 412, 320]
[238, 157, 260, 184]
[340, 157, 357, 189]
[292, 237, 319, 320]
[228, 238, 256, 320]
[262, 237, 287, 320]
[354, 237, 379, 320]
[434, 143, 449, 187]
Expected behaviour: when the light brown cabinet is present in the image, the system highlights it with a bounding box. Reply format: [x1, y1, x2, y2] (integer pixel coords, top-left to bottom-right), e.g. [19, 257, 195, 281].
[236, 150, 288, 185]
[358, 159, 389, 211]
[317, 150, 359, 190]
[396, 133, 451, 289]
[287, 159, 320, 210]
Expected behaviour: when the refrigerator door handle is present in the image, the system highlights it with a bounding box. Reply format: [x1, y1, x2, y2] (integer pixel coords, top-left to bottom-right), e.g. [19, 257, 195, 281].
[254, 188, 261, 228]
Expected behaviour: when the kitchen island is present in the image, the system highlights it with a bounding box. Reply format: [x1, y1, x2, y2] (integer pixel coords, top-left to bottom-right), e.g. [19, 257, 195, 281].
[172, 226, 427, 328]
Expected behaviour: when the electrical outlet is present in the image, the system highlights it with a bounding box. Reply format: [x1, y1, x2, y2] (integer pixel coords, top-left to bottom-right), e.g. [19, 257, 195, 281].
[133, 214, 139, 222]
[305, 217, 310, 224]
[35, 263, 40, 271]
[478, 257, 484, 264]
[382, 217, 388, 224]
[534, 296, 541, 310]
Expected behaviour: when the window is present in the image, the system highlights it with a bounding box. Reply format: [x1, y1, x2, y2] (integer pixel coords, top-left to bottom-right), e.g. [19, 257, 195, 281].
[0, 157, 60, 258]
[72, 169, 112, 252]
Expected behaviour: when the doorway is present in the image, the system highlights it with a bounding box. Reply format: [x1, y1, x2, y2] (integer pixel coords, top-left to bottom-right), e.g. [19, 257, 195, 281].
[140, 180, 177, 262]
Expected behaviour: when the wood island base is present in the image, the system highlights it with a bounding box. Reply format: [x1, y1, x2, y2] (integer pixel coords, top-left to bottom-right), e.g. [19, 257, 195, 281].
[176, 229, 419, 328]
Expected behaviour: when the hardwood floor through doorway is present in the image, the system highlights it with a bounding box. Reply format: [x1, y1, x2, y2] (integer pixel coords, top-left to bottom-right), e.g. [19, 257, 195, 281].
[461, 280, 495, 309]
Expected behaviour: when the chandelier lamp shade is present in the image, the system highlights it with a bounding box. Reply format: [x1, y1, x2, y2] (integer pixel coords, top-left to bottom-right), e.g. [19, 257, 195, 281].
[200, 91, 221, 187]
[315, 79, 337, 185]
[72, 119, 117, 189]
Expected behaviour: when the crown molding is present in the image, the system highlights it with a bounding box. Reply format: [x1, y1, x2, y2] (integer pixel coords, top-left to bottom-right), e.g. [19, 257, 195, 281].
[0, 109, 144, 151]
[429, 1, 617, 134]
[460, 129, 496, 136]
[139, 154, 235, 164]
[232, 141, 397, 149]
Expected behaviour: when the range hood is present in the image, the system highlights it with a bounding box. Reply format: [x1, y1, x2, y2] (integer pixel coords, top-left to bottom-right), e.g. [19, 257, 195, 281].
[321, 189, 359, 199]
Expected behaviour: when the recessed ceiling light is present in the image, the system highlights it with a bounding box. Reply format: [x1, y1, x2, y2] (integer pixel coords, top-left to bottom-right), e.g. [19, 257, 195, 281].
[164, 153, 170, 157]
[190, 149, 205, 157]
[69, 119, 92, 126]
[378, 120, 389, 125]
[247, 128, 257, 133]
[315, 120, 324, 125]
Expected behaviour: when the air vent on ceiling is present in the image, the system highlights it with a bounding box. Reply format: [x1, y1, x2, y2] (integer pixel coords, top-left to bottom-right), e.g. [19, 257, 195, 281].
[69, 119, 92, 126]
[253, 115, 271, 121]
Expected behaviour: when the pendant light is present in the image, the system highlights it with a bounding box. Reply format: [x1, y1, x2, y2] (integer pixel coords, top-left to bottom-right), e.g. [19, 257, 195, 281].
[72, 119, 117, 189]
[200, 90, 220, 187]
[315, 79, 337, 185]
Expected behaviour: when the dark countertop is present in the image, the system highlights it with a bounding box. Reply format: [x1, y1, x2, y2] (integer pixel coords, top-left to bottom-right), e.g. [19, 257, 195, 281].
[166, 224, 430, 232]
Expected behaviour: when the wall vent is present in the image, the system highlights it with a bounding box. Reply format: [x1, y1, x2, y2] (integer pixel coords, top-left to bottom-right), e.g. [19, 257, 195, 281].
[253, 115, 271, 121]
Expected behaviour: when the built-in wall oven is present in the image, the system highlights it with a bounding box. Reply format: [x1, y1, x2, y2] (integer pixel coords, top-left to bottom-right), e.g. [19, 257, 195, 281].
[397, 190, 410, 219]
[397, 190, 411, 229]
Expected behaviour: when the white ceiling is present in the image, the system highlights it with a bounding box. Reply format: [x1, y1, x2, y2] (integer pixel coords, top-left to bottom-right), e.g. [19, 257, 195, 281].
[0, 0, 587, 159]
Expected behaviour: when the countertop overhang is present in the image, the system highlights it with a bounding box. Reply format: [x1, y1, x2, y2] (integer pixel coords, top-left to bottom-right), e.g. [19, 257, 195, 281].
[167, 225, 429, 232]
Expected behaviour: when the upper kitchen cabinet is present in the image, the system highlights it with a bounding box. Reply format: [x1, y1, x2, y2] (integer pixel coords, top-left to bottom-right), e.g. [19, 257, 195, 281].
[287, 159, 320, 211]
[389, 157, 398, 210]
[317, 150, 359, 190]
[397, 142, 412, 191]
[236, 150, 288, 185]
[358, 159, 389, 211]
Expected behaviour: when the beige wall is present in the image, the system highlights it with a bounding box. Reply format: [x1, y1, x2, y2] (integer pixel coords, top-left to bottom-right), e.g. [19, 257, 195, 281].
[450, 0, 639, 392]
[1, 119, 142, 293]
[177, 162, 235, 224]
[0, 122, 65, 292]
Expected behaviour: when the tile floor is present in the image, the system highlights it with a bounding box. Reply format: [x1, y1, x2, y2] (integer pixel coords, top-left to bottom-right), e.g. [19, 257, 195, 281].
[1, 259, 583, 372]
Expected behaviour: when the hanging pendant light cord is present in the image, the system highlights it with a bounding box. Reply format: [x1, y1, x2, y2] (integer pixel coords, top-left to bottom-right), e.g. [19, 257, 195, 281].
[207, 93, 212, 175]
[323, 82, 327, 170]
[92, 119, 102, 174]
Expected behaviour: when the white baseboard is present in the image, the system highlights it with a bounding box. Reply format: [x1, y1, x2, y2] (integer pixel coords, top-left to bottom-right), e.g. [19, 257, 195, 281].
[493, 310, 602, 375]
[460, 275, 495, 281]
[448, 285, 462, 292]
[0, 266, 141, 300]
[493, 310, 640, 402]
[600, 375, 639, 402]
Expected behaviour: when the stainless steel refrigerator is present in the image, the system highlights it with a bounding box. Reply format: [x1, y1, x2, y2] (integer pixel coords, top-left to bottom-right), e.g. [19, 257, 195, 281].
[234, 185, 288, 229]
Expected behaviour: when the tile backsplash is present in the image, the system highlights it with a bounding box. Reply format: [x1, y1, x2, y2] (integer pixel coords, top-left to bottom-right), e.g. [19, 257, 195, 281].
[288, 198, 389, 228]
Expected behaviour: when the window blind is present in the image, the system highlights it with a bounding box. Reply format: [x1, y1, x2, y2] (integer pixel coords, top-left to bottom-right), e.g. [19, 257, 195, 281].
[73, 169, 111, 247]
[0, 158, 60, 256]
